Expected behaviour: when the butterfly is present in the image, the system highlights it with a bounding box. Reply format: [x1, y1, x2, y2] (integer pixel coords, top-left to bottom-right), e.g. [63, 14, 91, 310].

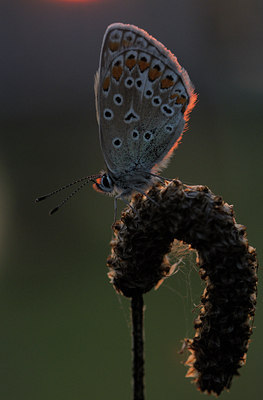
[36, 23, 197, 218]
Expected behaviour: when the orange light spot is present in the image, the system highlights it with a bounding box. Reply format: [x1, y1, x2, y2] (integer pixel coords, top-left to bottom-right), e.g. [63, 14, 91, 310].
[161, 78, 174, 89]
[109, 41, 119, 52]
[154, 279, 164, 290]
[112, 65, 123, 81]
[102, 76, 110, 91]
[125, 58, 136, 70]
[54, 0, 99, 3]
[185, 354, 195, 367]
[148, 68, 162, 81]
[138, 60, 150, 72]
[185, 367, 198, 379]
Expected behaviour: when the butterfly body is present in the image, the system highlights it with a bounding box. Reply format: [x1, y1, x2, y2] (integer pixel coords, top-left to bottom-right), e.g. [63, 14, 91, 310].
[36, 23, 196, 216]
[94, 170, 158, 198]
[95, 23, 196, 201]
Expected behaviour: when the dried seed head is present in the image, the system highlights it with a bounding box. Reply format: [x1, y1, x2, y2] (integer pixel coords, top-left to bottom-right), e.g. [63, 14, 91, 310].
[107, 179, 258, 394]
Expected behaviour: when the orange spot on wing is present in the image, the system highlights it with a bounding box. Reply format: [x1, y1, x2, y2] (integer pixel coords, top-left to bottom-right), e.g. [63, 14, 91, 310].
[112, 65, 123, 81]
[161, 78, 174, 89]
[176, 95, 187, 105]
[109, 41, 119, 52]
[138, 60, 150, 72]
[122, 40, 132, 48]
[148, 68, 162, 81]
[170, 93, 187, 111]
[103, 76, 110, 91]
[125, 58, 136, 70]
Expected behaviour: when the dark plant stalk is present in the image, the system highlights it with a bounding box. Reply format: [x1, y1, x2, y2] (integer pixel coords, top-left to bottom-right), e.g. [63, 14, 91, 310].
[131, 293, 145, 400]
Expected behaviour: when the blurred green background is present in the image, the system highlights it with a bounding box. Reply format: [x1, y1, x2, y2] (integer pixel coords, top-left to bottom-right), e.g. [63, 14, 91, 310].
[1, 0, 263, 399]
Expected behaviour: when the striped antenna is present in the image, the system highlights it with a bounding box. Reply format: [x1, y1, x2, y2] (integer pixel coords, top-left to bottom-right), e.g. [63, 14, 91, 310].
[49, 181, 90, 215]
[35, 173, 102, 215]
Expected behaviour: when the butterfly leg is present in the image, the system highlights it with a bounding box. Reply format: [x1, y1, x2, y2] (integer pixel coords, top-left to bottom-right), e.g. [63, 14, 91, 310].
[113, 193, 138, 223]
[148, 172, 173, 182]
[135, 188, 159, 206]
[123, 199, 138, 215]
[113, 196, 118, 223]
[137, 170, 173, 183]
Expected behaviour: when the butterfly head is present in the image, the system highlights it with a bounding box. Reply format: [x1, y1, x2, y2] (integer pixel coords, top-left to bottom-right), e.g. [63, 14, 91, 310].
[93, 173, 114, 194]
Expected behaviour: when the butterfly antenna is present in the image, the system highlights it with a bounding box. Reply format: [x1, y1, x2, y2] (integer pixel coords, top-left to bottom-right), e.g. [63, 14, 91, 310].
[35, 174, 101, 203]
[49, 180, 91, 215]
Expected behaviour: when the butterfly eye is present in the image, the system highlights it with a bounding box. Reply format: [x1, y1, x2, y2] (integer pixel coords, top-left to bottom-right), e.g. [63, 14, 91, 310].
[104, 108, 114, 120]
[113, 94, 123, 105]
[131, 130, 139, 140]
[152, 96, 161, 107]
[101, 174, 112, 189]
[143, 131, 153, 142]
[161, 104, 174, 117]
[145, 89, 153, 99]
[112, 138, 122, 148]
[125, 77, 134, 88]
[94, 174, 113, 193]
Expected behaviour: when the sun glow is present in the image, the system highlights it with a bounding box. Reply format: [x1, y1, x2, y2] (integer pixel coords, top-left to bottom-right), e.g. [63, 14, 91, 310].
[54, 0, 101, 3]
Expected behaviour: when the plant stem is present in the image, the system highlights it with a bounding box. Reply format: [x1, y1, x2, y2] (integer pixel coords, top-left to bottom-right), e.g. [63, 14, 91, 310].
[131, 293, 145, 400]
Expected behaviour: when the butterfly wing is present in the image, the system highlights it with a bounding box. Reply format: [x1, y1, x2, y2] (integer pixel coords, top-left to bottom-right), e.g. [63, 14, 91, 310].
[95, 23, 197, 176]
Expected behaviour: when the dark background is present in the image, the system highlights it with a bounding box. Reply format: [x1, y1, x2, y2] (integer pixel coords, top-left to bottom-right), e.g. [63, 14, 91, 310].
[1, 0, 263, 398]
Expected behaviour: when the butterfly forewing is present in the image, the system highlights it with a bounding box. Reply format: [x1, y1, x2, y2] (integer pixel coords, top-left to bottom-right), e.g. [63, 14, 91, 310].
[95, 23, 196, 175]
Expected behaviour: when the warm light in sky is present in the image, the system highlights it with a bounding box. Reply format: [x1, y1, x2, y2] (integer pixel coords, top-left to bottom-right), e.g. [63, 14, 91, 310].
[55, 0, 100, 3]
